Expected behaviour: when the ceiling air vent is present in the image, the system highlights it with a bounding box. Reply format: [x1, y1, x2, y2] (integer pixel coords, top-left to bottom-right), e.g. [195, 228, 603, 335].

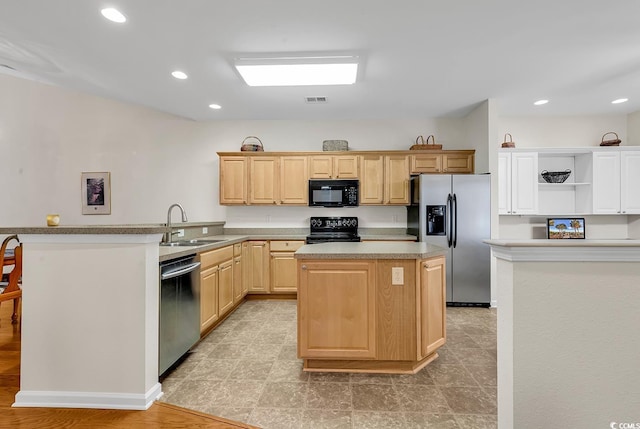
[305, 96, 328, 104]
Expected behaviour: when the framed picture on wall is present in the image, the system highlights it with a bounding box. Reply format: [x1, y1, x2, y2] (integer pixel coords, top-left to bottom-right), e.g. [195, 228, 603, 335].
[547, 218, 585, 239]
[81, 172, 111, 215]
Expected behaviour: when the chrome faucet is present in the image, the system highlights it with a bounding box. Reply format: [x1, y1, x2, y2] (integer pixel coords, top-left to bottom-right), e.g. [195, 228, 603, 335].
[165, 203, 188, 243]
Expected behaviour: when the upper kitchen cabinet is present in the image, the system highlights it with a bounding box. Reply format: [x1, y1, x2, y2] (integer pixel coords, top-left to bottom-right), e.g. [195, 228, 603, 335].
[537, 150, 592, 215]
[219, 156, 247, 204]
[359, 154, 410, 205]
[410, 151, 475, 174]
[249, 156, 279, 204]
[279, 156, 309, 204]
[498, 151, 538, 215]
[309, 154, 359, 179]
[593, 150, 640, 214]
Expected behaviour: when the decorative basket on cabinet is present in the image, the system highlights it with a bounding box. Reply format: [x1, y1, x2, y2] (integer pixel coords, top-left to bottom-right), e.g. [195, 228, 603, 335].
[410, 135, 442, 150]
[600, 132, 621, 147]
[240, 136, 264, 151]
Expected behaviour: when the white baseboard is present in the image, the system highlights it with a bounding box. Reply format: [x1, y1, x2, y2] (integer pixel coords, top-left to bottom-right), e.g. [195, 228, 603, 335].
[12, 383, 163, 410]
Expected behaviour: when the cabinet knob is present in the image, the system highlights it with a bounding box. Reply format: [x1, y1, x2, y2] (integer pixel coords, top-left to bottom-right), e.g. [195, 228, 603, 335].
[301, 265, 307, 270]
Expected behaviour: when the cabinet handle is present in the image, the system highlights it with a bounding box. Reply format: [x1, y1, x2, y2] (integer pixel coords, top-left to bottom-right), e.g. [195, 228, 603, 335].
[301, 265, 307, 270]
[423, 263, 429, 269]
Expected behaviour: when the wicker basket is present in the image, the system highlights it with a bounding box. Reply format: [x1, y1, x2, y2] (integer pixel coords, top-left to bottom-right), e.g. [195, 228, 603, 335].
[501, 133, 515, 148]
[410, 135, 442, 150]
[240, 136, 264, 151]
[541, 169, 571, 183]
[600, 132, 621, 147]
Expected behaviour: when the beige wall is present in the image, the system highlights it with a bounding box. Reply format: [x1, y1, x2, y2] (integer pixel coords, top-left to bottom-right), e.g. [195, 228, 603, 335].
[0, 73, 467, 228]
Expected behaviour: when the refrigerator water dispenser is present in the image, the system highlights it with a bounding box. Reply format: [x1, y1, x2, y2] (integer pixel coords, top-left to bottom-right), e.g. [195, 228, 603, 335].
[427, 205, 446, 235]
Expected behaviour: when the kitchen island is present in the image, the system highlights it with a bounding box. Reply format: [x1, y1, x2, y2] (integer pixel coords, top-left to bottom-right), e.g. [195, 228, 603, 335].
[294, 241, 447, 374]
[485, 239, 640, 429]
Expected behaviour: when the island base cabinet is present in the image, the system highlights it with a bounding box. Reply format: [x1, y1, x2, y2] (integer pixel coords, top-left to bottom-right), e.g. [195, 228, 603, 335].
[297, 257, 446, 373]
[298, 260, 376, 359]
[419, 257, 446, 358]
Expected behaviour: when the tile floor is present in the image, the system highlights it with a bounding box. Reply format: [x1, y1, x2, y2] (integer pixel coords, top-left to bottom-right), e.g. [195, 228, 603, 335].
[160, 300, 497, 429]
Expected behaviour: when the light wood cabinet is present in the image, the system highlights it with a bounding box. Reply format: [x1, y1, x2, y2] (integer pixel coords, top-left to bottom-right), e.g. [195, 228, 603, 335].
[200, 265, 219, 333]
[249, 157, 278, 204]
[232, 244, 243, 304]
[280, 156, 308, 204]
[360, 154, 409, 205]
[241, 242, 249, 295]
[298, 260, 377, 359]
[269, 240, 305, 293]
[246, 241, 270, 293]
[410, 151, 475, 174]
[385, 155, 410, 204]
[219, 156, 247, 204]
[199, 246, 234, 333]
[309, 155, 359, 179]
[297, 256, 447, 373]
[419, 257, 446, 358]
[218, 260, 234, 318]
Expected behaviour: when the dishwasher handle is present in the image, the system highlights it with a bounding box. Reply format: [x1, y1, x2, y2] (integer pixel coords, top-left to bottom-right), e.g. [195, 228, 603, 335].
[161, 262, 201, 280]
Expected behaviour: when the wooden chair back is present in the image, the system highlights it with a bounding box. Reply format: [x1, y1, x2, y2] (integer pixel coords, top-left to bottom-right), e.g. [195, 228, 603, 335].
[0, 235, 22, 324]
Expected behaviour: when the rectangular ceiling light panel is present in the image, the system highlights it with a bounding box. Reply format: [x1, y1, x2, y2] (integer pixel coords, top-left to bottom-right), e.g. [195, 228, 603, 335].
[235, 57, 358, 87]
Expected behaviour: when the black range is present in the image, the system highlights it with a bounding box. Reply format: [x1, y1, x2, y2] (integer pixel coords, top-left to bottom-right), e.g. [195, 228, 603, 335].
[306, 216, 361, 244]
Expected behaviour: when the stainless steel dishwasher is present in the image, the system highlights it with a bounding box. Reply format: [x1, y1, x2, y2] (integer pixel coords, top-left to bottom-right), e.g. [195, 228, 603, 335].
[159, 255, 201, 376]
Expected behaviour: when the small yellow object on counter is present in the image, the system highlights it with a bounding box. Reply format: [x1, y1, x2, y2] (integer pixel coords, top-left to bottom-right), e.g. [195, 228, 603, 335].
[46, 214, 60, 226]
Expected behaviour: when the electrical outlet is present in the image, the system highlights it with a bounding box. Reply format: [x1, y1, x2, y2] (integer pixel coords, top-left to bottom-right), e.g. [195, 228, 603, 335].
[392, 267, 404, 285]
[266, 215, 271, 223]
[177, 229, 185, 238]
[202, 227, 208, 234]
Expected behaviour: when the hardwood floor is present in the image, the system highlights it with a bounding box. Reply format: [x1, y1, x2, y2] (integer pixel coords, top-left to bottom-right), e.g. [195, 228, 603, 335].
[0, 303, 257, 428]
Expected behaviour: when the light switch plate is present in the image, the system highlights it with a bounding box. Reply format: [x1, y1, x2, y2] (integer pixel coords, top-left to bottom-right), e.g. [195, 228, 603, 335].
[202, 227, 208, 234]
[392, 267, 404, 285]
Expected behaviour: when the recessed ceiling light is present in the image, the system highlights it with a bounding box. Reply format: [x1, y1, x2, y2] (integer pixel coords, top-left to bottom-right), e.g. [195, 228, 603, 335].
[209, 104, 222, 110]
[171, 71, 188, 80]
[235, 56, 359, 86]
[534, 99, 549, 106]
[612, 98, 628, 104]
[100, 8, 126, 23]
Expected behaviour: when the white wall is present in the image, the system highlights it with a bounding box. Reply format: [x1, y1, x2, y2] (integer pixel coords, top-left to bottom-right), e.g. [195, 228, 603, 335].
[0, 74, 223, 226]
[498, 115, 628, 148]
[627, 110, 640, 146]
[0, 73, 471, 229]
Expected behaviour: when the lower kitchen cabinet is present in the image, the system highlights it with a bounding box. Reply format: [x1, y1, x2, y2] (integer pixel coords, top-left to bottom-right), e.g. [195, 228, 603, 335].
[419, 256, 446, 358]
[298, 260, 377, 359]
[200, 266, 218, 333]
[270, 240, 305, 293]
[297, 256, 447, 373]
[218, 260, 234, 317]
[199, 246, 234, 334]
[246, 241, 270, 293]
[232, 243, 243, 303]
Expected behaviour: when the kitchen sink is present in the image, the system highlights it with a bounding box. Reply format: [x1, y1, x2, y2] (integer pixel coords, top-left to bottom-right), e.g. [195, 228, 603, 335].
[159, 239, 226, 247]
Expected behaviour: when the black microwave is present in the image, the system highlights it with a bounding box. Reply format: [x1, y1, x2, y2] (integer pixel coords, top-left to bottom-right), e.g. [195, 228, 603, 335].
[308, 179, 359, 207]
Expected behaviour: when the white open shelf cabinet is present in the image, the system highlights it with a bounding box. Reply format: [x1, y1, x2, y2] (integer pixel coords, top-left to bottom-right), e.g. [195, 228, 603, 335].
[537, 150, 593, 215]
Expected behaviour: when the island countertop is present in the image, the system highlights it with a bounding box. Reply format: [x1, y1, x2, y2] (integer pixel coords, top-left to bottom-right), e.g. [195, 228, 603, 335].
[294, 241, 446, 260]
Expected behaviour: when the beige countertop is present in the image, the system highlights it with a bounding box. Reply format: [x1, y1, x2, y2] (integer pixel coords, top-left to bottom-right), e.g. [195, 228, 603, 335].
[294, 242, 446, 260]
[0, 225, 169, 234]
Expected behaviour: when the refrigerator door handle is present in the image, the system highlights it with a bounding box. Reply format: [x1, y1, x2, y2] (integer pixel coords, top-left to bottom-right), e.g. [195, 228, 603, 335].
[453, 193, 458, 248]
[446, 193, 453, 248]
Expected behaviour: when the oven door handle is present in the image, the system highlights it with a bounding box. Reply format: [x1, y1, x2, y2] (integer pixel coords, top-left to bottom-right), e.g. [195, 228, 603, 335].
[161, 262, 201, 281]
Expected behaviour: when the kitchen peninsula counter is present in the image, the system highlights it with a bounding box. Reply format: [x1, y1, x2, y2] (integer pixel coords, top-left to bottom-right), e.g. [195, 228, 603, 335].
[294, 241, 448, 374]
[485, 239, 640, 429]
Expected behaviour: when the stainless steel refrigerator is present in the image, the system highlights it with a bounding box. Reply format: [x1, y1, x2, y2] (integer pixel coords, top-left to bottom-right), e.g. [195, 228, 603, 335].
[407, 174, 491, 306]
